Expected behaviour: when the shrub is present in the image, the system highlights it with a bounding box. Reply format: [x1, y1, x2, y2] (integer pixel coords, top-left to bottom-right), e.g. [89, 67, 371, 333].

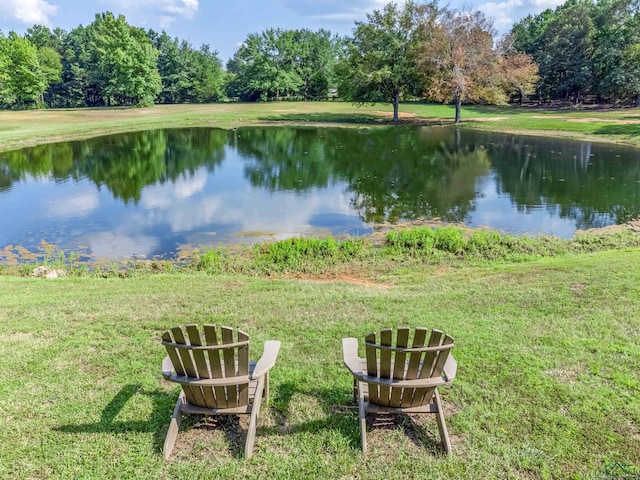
[433, 227, 467, 254]
[386, 226, 435, 252]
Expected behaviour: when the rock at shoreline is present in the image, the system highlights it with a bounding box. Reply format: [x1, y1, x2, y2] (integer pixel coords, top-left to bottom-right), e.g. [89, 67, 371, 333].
[32, 266, 67, 279]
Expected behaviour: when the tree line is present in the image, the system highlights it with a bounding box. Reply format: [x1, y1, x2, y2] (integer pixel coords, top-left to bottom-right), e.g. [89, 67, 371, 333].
[511, 0, 640, 105]
[0, 0, 638, 119]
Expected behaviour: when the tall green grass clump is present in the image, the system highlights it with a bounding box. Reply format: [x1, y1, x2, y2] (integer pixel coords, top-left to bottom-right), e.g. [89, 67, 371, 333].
[385, 226, 436, 254]
[433, 226, 467, 253]
[386, 226, 471, 255]
[253, 236, 366, 272]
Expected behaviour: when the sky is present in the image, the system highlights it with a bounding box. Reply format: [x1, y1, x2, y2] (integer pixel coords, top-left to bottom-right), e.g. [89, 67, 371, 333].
[0, 0, 565, 62]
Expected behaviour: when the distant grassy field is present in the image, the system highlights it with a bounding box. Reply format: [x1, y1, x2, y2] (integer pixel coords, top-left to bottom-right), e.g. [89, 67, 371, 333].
[0, 102, 639, 152]
[1, 247, 639, 479]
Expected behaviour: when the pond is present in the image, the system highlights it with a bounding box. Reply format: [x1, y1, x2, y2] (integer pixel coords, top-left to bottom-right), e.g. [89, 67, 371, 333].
[1, 125, 639, 260]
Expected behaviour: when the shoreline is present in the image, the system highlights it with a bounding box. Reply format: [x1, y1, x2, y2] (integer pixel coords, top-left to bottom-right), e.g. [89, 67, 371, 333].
[1, 103, 639, 153]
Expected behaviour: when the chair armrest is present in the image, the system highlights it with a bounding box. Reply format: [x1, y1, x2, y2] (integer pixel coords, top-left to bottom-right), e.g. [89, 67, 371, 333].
[161, 355, 174, 380]
[342, 338, 363, 376]
[251, 340, 281, 379]
[442, 354, 457, 383]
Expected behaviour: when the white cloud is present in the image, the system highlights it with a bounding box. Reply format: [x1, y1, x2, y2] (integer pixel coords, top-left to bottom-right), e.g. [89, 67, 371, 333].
[83, 231, 159, 259]
[47, 190, 99, 219]
[280, 0, 387, 23]
[142, 169, 208, 209]
[101, 0, 198, 26]
[477, 0, 564, 33]
[0, 0, 58, 25]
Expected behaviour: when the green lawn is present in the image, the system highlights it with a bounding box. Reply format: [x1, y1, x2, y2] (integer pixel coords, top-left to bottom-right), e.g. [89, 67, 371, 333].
[0, 102, 639, 153]
[1, 103, 639, 478]
[1, 249, 639, 479]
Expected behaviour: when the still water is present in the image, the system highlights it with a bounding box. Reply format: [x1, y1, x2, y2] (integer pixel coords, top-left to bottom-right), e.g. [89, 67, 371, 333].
[1, 126, 639, 260]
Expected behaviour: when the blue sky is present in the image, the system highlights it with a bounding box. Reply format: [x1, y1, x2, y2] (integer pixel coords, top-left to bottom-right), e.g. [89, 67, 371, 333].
[0, 0, 564, 62]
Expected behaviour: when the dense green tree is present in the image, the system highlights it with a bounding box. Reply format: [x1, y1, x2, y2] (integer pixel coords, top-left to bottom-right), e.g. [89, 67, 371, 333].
[189, 45, 225, 102]
[0, 33, 46, 109]
[37, 47, 63, 102]
[227, 28, 339, 102]
[149, 31, 225, 104]
[149, 30, 185, 103]
[292, 29, 341, 101]
[508, 0, 640, 103]
[591, 0, 640, 104]
[56, 25, 98, 107]
[228, 29, 303, 101]
[0, 34, 10, 103]
[89, 13, 161, 106]
[540, 0, 595, 103]
[335, 1, 422, 122]
[25, 25, 65, 51]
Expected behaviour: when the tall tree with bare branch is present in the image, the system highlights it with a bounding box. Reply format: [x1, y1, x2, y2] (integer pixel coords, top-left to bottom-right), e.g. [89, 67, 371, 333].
[416, 9, 503, 123]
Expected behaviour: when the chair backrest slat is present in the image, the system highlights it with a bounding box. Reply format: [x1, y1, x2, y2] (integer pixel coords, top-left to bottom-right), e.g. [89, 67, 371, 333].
[237, 330, 250, 406]
[401, 328, 427, 407]
[430, 334, 454, 379]
[162, 331, 185, 376]
[411, 329, 445, 407]
[361, 327, 454, 409]
[378, 329, 393, 406]
[222, 326, 238, 407]
[203, 324, 227, 408]
[389, 327, 410, 407]
[171, 326, 207, 407]
[419, 330, 443, 380]
[163, 325, 253, 409]
[163, 330, 199, 406]
[365, 333, 379, 404]
[186, 324, 217, 408]
[186, 324, 210, 379]
[405, 328, 427, 380]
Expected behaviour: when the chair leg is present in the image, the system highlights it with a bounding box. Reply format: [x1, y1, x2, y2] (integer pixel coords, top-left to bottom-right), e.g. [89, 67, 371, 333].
[245, 377, 265, 459]
[353, 378, 358, 403]
[434, 389, 452, 455]
[357, 382, 367, 454]
[163, 396, 183, 460]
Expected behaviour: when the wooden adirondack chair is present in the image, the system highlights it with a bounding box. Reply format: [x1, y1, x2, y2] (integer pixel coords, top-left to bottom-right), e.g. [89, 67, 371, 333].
[161, 324, 280, 460]
[342, 327, 457, 454]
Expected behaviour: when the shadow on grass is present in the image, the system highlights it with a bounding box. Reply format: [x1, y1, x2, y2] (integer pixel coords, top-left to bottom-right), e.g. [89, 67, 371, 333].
[55, 381, 447, 457]
[55, 384, 173, 454]
[594, 123, 640, 137]
[264, 380, 447, 455]
[257, 112, 452, 126]
[54, 383, 259, 459]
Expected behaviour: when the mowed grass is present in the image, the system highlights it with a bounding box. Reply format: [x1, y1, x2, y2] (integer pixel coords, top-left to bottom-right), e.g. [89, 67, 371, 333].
[1, 102, 640, 152]
[1, 249, 639, 479]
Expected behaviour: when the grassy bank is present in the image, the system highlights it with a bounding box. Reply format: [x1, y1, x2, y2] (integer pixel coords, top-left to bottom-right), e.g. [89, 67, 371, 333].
[1, 242, 639, 479]
[0, 102, 639, 152]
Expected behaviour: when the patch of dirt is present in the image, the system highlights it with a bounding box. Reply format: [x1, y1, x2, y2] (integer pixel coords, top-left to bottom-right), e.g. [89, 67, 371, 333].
[365, 413, 450, 454]
[575, 218, 640, 235]
[435, 266, 453, 276]
[530, 115, 640, 124]
[544, 365, 583, 384]
[173, 415, 247, 460]
[570, 283, 586, 294]
[466, 116, 508, 122]
[375, 111, 417, 119]
[289, 272, 392, 288]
